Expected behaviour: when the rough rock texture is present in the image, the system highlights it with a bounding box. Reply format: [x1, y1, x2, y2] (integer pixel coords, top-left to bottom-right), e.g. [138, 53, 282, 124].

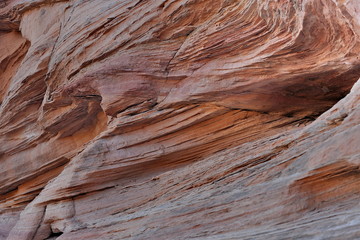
[1, 0, 360, 239]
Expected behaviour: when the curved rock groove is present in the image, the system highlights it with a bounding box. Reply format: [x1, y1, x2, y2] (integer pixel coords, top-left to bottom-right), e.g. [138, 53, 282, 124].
[1, 0, 360, 239]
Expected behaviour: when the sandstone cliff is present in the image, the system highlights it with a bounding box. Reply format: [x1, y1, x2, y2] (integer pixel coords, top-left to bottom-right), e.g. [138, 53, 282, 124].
[1, 0, 360, 239]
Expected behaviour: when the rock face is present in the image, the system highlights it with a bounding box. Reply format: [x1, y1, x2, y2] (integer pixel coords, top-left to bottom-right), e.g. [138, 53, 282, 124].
[1, 0, 360, 239]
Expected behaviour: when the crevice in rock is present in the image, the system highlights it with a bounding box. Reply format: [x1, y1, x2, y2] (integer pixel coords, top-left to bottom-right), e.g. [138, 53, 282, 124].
[29, 205, 47, 240]
[45, 231, 63, 240]
[164, 27, 196, 75]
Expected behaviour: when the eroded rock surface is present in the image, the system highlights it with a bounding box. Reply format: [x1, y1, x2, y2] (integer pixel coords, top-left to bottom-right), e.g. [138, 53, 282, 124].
[1, 0, 360, 239]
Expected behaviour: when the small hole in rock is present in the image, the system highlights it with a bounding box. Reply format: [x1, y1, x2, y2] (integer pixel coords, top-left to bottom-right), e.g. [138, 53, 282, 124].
[45, 231, 63, 240]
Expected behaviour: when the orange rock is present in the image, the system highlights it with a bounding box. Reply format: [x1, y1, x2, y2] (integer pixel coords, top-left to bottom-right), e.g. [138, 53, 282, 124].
[1, 0, 360, 239]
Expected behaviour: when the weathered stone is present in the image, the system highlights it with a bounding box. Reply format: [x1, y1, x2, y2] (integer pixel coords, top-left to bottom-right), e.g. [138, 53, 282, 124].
[1, 0, 360, 239]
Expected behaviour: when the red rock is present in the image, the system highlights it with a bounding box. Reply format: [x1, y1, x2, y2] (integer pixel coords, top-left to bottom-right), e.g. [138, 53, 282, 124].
[1, 0, 360, 239]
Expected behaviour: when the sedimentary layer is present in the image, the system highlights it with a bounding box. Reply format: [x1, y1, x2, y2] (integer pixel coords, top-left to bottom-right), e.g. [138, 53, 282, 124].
[1, 0, 360, 239]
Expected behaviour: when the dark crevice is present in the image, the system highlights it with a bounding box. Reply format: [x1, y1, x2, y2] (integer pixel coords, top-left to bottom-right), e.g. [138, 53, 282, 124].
[45, 231, 63, 240]
[31, 205, 47, 240]
[73, 94, 102, 101]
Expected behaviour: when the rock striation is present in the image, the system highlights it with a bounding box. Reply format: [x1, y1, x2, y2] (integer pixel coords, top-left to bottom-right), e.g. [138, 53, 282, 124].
[0, 0, 360, 239]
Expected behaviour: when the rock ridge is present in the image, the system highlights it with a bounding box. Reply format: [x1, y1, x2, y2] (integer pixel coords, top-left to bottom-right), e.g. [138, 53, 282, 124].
[1, 0, 360, 239]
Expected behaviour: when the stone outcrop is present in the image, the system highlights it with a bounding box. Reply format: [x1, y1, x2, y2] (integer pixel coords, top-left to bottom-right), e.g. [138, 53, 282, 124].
[1, 0, 360, 239]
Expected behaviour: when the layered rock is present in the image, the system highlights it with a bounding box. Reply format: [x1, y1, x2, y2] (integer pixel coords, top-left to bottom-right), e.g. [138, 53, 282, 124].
[0, 0, 360, 239]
